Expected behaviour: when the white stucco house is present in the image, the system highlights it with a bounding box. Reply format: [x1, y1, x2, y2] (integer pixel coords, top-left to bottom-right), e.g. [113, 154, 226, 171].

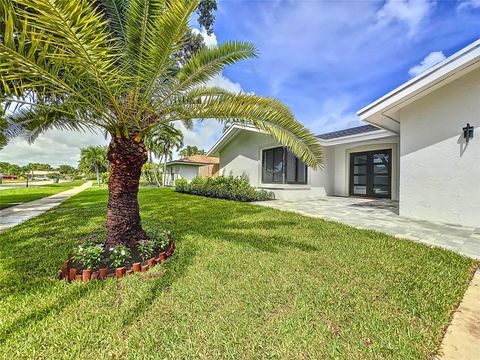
[164, 155, 219, 186]
[208, 39, 480, 228]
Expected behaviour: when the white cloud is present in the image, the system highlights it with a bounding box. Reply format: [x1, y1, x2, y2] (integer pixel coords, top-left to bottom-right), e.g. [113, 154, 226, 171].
[309, 95, 361, 135]
[376, 0, 435, 36]
[191, 27, 217, 47]
[175, 120, 223, 156]
[408, 51, 446, 77]
[457, 0, 480, 10]
[0, 129, 107, 167]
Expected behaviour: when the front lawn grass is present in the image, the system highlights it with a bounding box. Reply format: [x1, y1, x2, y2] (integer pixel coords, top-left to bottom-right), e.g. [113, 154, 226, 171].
[0, 188, 476, 359]
[0, 180, 85, 209]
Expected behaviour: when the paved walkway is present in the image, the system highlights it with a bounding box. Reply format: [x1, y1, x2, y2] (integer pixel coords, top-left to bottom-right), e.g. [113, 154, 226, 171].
[436, 269, 480, 359]
[0, 181, 92, 232]
[255, 196, 480, 259]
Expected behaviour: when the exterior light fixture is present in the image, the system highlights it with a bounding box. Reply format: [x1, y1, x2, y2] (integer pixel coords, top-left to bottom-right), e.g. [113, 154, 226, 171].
[463, 123, 474, 143]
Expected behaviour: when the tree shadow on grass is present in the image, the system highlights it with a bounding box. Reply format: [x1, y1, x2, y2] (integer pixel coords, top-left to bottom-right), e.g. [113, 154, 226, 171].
[140, 190, 321, 254]
[1, 188, 321, 341]
[0, 281, 105, 343]
[118, 241, 199, 329]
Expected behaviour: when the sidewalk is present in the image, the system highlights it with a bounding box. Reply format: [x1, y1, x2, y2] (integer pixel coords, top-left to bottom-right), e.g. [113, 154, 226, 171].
[0, 181, 92, 232]
[436, 269, 480, 360]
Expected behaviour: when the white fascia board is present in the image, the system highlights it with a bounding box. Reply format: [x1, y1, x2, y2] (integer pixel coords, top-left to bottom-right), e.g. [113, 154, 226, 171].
[318, 129, 396, 147]
[207, 124, 263, 156]
[357, 39, 480, 122]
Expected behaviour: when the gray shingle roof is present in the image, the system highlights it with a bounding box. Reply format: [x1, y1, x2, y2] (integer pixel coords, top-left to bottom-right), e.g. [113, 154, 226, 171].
[316, 124, 381, 140]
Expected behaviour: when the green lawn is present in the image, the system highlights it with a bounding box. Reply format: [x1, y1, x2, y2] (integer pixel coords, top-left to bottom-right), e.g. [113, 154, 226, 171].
[0, 181, 85, 209]
[0, 188, 476, 359]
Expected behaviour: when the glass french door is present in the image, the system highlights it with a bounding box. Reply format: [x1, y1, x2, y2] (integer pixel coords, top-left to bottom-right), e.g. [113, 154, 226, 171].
[350, 149, 392, 198]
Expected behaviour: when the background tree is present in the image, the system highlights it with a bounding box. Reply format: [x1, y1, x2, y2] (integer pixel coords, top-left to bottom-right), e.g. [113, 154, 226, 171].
[0, 108, 7, 149]
[57, 164, 77, 175]
[25, 163, 53, 172]
[79, 146, 108, 186]
[0, 161, 21, 175]
[145, 124, 184, 186]
[179, 145, 206, 158]
[196, 0, 217, 35]
[1, 0, 323, 248]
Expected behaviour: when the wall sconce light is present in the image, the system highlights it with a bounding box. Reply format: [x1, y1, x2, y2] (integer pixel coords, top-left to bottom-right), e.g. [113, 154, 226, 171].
[463, 123, 474, 143]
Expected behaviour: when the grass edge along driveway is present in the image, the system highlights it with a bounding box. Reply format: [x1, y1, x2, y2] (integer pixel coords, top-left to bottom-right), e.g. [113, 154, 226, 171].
[0, 187, 476, 359]
[0, 181, 86, 209]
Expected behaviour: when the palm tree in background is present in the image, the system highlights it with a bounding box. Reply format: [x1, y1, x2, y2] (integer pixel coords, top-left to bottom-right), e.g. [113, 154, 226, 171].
[0, 0, 323, 248]
[144, 124, 184, 186]
[178, 145, 206, 157]
[79, 146, 108, 186]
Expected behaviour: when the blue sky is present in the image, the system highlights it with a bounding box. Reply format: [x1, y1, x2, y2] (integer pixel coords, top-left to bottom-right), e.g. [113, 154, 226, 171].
[213, 0, 480, 134]
[1, 0, 480, 166]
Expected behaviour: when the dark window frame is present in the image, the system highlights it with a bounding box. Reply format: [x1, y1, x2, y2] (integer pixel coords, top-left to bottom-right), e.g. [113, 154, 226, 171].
[349, 149, 392, 199]
[262, 147, 308, 185]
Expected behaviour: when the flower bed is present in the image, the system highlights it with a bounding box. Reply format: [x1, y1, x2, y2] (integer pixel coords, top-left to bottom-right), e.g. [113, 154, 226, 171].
[59, 229, 175, 282]
[175, 176, 275, 202]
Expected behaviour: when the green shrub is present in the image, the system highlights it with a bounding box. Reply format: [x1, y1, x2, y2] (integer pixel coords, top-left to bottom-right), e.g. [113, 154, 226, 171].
[146, 229, 171, 252]
[136, 239, 155, 261]
[175, 178, 188, 192]
[71, 244, 104, 270]
[175, 176, 275, 202]
[109, 246, 131, 268]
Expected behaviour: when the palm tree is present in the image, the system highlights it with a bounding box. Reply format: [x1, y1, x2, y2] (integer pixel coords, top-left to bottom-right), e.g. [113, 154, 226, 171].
[145, 125, 184, 186]
[0, 0, 323, 248]
[79, 146, 108, 186]
[178, 145, 206, 157]
[144, 124, 183, 186]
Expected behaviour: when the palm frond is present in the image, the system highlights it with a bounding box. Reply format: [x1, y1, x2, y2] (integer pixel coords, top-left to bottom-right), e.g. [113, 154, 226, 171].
[177, 42, 257, 87]
[138, 0, 198, 100]
[99, 0, 128, 43]
[13, 0, 124, 114]
[7, 103, 98, 143]
[176, 93, 323, 168]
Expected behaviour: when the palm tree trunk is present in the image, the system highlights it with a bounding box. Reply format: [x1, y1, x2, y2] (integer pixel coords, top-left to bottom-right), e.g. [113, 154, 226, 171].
[95, 165, 100, 186]
[106, 136, 148, 248]
[153, 163, 161, 187]
[163, 146, 169, 187]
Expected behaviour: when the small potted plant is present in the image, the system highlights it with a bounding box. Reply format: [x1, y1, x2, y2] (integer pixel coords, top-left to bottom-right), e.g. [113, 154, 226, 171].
[71, 244, 103, 282]
[109, 246, 131, 278]
[137, 239, 156, 269]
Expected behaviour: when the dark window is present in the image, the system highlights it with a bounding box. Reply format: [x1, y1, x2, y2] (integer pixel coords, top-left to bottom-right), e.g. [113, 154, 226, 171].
[262, 147, 307, 184]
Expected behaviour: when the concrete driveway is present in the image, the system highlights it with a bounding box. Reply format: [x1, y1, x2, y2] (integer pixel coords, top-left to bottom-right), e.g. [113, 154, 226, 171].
[256, 196, 480, 260]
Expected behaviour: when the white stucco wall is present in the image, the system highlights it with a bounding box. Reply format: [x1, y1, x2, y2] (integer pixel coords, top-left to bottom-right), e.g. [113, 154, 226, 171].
[166, 164, 199, 184]
[399, 67, 480, 227]
[219, 130, 400, 200]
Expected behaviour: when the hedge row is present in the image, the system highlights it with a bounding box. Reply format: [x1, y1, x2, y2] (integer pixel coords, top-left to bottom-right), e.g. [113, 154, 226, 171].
[175, 176, 275, 202]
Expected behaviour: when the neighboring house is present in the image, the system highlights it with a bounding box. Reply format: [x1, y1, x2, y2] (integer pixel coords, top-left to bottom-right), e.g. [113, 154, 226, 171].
[164, 155, 219, 186]
[208, 39, 480, 227]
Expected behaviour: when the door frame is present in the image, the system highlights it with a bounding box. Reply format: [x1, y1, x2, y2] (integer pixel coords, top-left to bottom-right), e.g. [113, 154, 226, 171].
[349, 149, 392, 198]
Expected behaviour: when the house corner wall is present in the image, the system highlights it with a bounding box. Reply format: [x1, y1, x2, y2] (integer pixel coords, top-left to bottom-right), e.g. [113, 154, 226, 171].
[399, 67, 480, 227]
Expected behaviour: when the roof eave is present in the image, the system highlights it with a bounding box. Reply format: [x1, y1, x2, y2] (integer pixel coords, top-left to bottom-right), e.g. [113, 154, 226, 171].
[318, 129, 396, 146]
[357, 38, 480, 128]
[207, 124, 263, 156]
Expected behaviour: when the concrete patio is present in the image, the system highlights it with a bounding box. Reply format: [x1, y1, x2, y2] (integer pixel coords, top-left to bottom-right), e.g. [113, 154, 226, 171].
[256, 196, 480, 260]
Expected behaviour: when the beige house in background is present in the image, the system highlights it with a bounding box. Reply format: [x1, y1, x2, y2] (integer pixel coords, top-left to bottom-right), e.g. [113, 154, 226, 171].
[164, 155, 219, 186]
[208, 39, 480, 228]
